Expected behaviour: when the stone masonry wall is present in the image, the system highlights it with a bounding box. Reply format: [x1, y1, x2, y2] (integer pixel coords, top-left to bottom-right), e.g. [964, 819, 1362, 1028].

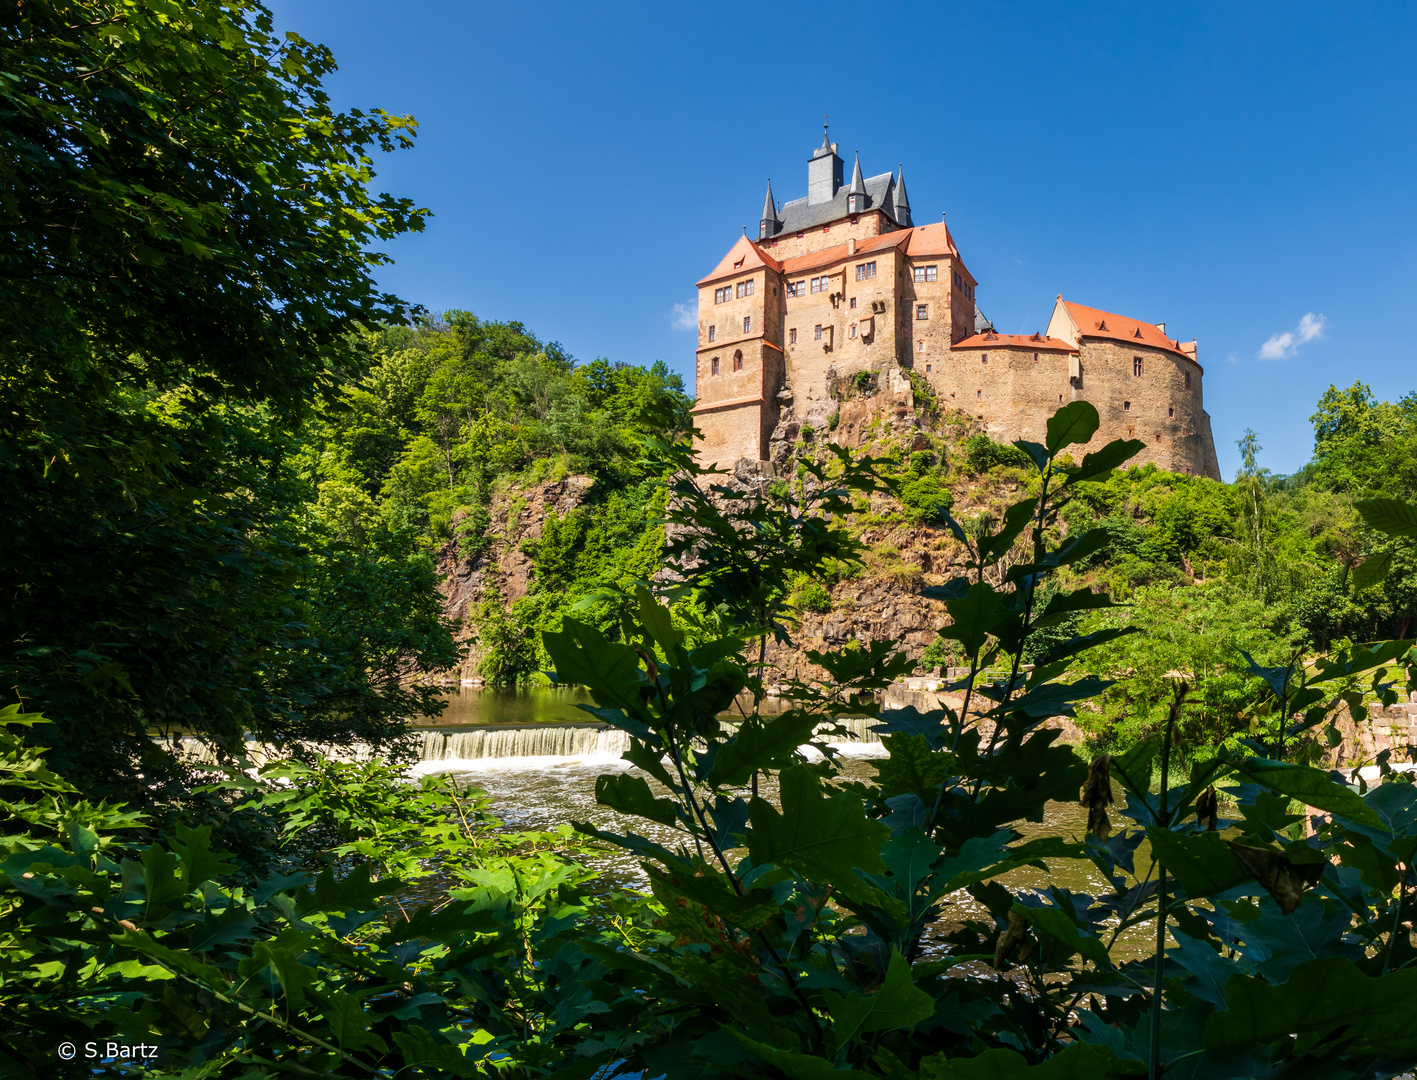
[760, 210, 893, 261]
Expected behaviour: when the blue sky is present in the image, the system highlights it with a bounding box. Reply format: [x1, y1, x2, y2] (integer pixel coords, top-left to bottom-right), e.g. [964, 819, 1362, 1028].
[271, 1, 1417, 479]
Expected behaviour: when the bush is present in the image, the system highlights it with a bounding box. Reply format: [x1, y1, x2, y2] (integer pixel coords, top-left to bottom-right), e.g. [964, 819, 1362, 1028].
[899, 471, 954, 525]
[963, 432, 1032, 472]
[790, 580, 833, 614]
[853, 370, 874, 392]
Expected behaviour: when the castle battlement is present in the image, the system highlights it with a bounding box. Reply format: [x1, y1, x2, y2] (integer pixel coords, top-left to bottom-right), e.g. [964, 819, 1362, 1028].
[691, 131, 1220, 480]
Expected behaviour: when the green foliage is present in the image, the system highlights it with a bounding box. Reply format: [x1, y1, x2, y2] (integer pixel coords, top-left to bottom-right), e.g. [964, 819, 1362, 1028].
[962, 432, 1032, 472]
[1, 1, 457, 802]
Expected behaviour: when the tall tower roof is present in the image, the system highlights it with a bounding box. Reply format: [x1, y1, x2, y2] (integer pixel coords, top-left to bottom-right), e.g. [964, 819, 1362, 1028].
[847, 153, 867, 196]
[760, 179, 779, 224]
[893, 165, 911, 226]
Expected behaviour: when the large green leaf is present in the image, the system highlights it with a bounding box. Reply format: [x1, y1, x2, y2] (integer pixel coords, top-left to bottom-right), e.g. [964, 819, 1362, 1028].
[1351, 549, 1392, 591]
[707, 711, 820, 787]
[825, 950, 934, 1041]
[1146, 829, 1250, 898]
[1045, 400, 1101, 453]
[746, 765, 890, 902]
[1064, 438, 1146, 485]
[939, 582, 1006, 657]
[1205, 957, 1417, 1058]
[920, 1044, 1117, 1078]
[171, 823, 236, 887]
[1034, 587, 1120, 628]
[1355, 497, 1417, 537]
[1014, 903, 1112, 969]
[542, 619, 644, 708]
[595, 774, 680, 827]
[1237, 759, 1385, 829]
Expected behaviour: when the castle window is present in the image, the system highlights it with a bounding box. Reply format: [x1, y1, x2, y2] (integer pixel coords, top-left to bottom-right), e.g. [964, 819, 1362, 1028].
[714, 287, 729, 304]
[855, 261, 877, 281]
[743, 316, 751, 333]
[787, 281, 803, 297]
[789, 328, 797, 344]
[736, 280, 754, 298]
[811, 276, 824, 294]
[976, 390, 982, 398]
[850, 216, 859, 225]
[823, 225, 830, 233]
[1184, 372, 1192, 390]
[981, 354, 988, 364]
[913, 265, 938, 283]
[849, 324, 857, 339]
[917, 341, 924, 351]
[1168, 406, 1174, 418]
[1155, 434, 1162, 442]
[797, 231, 804, 239]
[926, 364, 932, 372]
[711, 357, 719, 375]
[1127, 426, 1134, 437]
[1133, 356, 1143, 376]
[814, 324, 823, 341]
[733, 351, 743, 371]
[1123, 401, 1131, 411]
[1033, 352, 1039, 362]
[917, 305, 928, 320]
[708, 326, 716, 342]
[953, 271, 963, 289]
[850, 297, 857, 309]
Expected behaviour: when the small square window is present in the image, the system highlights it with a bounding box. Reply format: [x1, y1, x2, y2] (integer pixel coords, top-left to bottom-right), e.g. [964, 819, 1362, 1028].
[850, 297, 857, 309]
[797, 231, 804, 239]
[1123, 401, 1131, 411]
[823, 225, 830, 233]
[855, 261, 877, 281]
[1155, 433, 1162, 442]
[926, 265, 937, 282]
[743, 316, 751, 333]
[925, 364, 931, 372]
[789, 328, 797, 344]
[708, 326, 715, 342]
[850, 216, 858, 225]
[916, 305, 928, 320]
[981, 354, 988, 364]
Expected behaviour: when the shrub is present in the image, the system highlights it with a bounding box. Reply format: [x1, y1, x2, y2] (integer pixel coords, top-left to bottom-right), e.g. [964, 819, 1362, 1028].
[853, 370, 874, 392]
[790, 580, 833, 614]
[963, 432, 1032, 472]
[899, 471, 954, 525]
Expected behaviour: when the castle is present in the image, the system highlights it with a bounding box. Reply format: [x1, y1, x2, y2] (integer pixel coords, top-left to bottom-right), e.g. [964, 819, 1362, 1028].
[690, 129, 1221, 480]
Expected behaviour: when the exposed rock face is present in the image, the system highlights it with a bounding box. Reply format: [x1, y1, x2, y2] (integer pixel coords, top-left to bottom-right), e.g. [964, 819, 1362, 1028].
[436, 475, 594, 682]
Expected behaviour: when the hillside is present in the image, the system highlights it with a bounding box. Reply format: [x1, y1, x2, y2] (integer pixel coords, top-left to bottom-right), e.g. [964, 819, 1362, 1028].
[310, 319, 1417, 755]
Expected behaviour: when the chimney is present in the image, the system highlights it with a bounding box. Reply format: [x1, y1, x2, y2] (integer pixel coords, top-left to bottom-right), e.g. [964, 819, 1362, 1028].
[1154, 322, 1166, 334]
[847, 238, 856, 255]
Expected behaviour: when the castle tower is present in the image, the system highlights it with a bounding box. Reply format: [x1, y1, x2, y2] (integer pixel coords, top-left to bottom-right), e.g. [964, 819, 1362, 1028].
[807, 127, 843, 206]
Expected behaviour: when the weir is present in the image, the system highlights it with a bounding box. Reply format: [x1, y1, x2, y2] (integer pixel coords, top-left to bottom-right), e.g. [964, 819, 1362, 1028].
[166, 715, 884, 768]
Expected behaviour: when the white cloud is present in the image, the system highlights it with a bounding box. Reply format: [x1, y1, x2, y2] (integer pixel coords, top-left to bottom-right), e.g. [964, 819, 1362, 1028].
[670, 302, 697, 331]
[1258, 312, 1326, 360]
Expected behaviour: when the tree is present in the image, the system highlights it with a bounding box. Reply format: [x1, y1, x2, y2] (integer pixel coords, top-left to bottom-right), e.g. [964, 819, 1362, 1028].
[1, 1, 446, 801]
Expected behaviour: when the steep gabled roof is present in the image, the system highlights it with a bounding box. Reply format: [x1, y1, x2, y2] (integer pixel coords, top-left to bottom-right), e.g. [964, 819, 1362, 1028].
[696, 235, 782, 286]
[904, 221, 959, 259]
[1049, 298, 1196, 361]
[773, 171, 896, 233]
[760, 180, 779, 225]
[777, 229, 911, 276]
[847, 153, 867, 196]
[953, 331, 1077, 353]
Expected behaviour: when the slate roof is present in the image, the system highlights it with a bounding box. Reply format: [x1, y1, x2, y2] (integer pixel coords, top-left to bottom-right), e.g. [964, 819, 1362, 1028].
[766, 171, 899, 236]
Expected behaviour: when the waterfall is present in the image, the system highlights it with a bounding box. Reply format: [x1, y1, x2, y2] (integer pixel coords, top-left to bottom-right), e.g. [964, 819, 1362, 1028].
[161, 714, 884, 774]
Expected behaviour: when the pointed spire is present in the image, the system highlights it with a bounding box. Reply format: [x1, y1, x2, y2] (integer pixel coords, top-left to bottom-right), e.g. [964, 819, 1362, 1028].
[820, 122, 832, 151]
[760, 180, 779, 224]
[758, 179, 780, 240]
[848, 153, 866, 196]
[893, 165, 911, 226]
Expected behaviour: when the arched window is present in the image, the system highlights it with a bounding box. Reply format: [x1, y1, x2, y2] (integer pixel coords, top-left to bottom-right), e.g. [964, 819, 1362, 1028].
[710, 357, 719, 375]
[732, 350, 743, 372]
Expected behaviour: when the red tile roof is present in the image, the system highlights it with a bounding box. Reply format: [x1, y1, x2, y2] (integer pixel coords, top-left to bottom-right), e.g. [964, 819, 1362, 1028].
[696, 235, 782, 286]
[953, 331, 1077, 353]
[698, 223, 973, 286]
[1058, 299, 1191, 359]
